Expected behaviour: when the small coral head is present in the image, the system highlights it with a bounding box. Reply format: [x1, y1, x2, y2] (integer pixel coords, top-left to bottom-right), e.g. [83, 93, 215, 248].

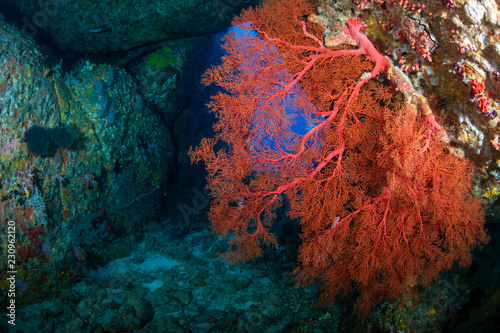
[471, 79, 485, 96]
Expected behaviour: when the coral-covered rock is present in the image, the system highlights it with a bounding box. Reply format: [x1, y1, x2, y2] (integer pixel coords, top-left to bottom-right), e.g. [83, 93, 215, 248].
[0, 15, 172, 306]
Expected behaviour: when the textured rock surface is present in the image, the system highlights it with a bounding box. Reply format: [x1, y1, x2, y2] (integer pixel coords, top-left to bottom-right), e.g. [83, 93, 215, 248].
[3, 0, 257, 53]
[0, 15, 171, 304]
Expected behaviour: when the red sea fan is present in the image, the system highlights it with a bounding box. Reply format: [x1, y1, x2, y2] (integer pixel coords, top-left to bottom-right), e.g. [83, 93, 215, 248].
[190, 0, 488, 313]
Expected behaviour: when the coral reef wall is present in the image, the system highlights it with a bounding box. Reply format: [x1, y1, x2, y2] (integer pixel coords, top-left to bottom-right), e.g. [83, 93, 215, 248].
[0, 15, 171, 305]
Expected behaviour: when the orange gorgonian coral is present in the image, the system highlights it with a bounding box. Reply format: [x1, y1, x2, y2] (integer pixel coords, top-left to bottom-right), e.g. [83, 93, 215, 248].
[190, 0, 488, 313]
